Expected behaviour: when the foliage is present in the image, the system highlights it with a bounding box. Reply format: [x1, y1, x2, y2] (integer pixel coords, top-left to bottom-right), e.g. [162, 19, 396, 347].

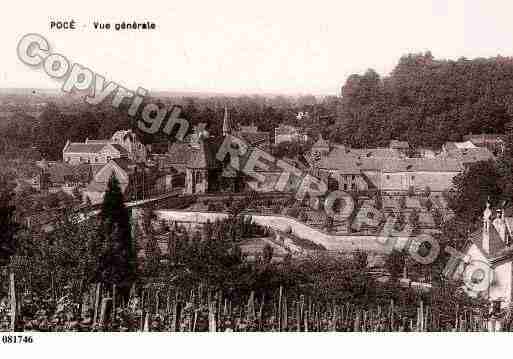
[408, 208, 420, 233]
[398, 196, 406, 209]
[432, 207, 443, 228]
[394, 212, 405, 232]
[332, 53, 513, 149]
[352, 249, 368, 271]
[448, 160, 503, 225]
[0, 173, 17, 265]
[94, 175, 136, 289]
[374, 193, 383, 210]
[385, 250, 406, 280]
[262, 243, 273, 264]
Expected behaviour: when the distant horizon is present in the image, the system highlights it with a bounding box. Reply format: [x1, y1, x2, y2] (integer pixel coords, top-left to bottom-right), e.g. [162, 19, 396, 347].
[0, 87, 336, 98]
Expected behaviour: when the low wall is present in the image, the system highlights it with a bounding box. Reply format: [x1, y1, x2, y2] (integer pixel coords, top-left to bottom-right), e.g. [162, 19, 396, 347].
[153, 209, 411, 253]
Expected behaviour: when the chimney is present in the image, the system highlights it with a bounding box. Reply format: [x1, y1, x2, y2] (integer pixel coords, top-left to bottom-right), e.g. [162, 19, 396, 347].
[493, 207, 507, 242]
[483, 202, 492, 253]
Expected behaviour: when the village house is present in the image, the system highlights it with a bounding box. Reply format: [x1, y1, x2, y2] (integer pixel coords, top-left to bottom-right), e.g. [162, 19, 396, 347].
[463, 204, 513, 330]
[82, 158, 163, 204]
[305, 133, 499, 194]
[311, 141, 464, 193]
[62, 129, 147, 164]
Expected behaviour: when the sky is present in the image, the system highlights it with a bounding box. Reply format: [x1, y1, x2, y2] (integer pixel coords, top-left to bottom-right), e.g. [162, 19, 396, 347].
[1, 0, 513, 95]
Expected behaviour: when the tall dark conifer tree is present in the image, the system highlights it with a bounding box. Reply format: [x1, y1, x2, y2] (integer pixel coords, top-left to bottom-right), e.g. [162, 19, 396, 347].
[96, 174, 136, 288]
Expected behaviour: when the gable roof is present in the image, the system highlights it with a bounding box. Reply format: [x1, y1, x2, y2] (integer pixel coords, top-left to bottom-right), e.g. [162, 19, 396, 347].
[109, 143, 129, 156]
[64, 143, 106, 154]
[85, 139, 110, 144]
[317, 150, 362, 173]
[445, 147, 495, 164]
[463, 133, 504, 144]
[349, 147, 403, 159]
[467, 225, 509, 265]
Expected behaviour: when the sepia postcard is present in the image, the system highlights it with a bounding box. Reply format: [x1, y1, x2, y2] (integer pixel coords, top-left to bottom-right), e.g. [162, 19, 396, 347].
[1, 0, 512, 357]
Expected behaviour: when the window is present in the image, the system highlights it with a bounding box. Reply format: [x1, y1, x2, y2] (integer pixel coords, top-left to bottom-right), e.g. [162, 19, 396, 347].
[351, 183, 356, 191]
[386, 175, 390, 180]
[343, 184, 348, 191]
[411, 175, 415, 181]
[351, 175, 355, 180]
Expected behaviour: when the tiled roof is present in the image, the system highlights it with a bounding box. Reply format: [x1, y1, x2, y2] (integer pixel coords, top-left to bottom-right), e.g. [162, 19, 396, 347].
[360, 158, 463, 173]
[402, 158, 463, 172]
[320, 148, 462, 173]
[317, 150, 362, 173]
[349, 147, 403, 159]
[468, 226, 506, 260]
[64, 143, 106, 154]
[91, 164, 104, 176]
[85, 139, 110, 144]
[463, 133, 504, 143]
[110, 143, 129, 156]
[111, 158, 137, 172]
[85, 181, 109, 193]
[445, 147, 495, 164]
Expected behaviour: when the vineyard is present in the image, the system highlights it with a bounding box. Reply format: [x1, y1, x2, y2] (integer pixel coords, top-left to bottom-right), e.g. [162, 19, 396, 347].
[0, 270, 500, 332]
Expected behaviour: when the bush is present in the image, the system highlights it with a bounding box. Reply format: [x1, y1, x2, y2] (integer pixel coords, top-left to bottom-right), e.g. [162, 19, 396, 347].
[299, 211, 309, 223]
[286, 206, 300, 218]
[385, 249, 406, 280]
[398, 196, 406, 209]
[352, 249, 368, 270]
[424, 198, 433, 211]
[262, 243, 274, 264]
[432, 207, 443, 228]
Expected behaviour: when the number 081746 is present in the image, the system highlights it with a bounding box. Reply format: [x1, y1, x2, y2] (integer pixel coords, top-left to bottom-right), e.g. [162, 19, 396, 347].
[2, 335, 33, 344]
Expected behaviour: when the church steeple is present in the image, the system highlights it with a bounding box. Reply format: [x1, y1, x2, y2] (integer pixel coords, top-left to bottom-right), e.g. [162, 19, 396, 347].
[222, 105, 232, 136]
